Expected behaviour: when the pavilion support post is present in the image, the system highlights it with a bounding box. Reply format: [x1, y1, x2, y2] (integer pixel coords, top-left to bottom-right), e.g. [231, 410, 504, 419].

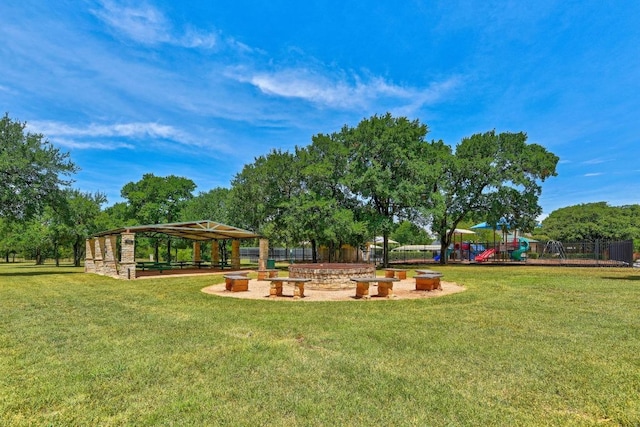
[85, 238, 96, 273]
[102, 235, 119, 278]
[257, 238, 269, 279]
[193, 241, 201, 262]
[211, 240, 220, 269]
[259, 239, 269, 271]
[94, 237, 105, 275]
[231, 239, 240, 270]
[119, 232, 136, 280]
[102, 236, 118, 278]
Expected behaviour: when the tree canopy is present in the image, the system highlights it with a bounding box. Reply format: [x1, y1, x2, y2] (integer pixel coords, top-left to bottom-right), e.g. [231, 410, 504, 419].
[541, 202, 640, 243]
[426, 131, 559, 263]
[1, 112, 568, 266]
[342, 113, 437, 266]
[0, 113, 77, 220]
[120, 173, 196, 262]
[121, 173, 196, 225]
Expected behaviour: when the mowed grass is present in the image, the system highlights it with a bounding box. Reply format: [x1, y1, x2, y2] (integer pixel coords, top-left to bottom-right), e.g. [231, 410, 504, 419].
[1, 263, 639, 426]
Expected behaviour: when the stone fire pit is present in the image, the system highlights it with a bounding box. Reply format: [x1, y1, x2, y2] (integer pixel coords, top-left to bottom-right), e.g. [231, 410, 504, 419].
[288, 263, 375, 290]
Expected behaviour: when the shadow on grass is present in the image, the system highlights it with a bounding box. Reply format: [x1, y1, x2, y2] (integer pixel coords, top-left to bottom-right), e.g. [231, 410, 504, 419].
[0, 263, 83, 277]
[603, 275, 640, 281]
[0, 271, 84, 278]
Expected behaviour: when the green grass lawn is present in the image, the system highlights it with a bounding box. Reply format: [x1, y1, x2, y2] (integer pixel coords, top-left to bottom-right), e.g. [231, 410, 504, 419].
[1, 263, 639, 426]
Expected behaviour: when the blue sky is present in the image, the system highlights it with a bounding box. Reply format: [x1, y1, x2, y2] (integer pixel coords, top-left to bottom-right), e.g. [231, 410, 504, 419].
[1, 1, 639, 218]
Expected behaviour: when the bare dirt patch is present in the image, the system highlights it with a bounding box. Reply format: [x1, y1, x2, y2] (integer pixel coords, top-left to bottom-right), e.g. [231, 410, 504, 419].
[201, 278, 465, 302]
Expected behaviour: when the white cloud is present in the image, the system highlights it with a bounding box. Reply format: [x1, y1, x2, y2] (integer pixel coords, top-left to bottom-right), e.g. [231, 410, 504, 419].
[93, 1, 218, 49]
[29, 121, 184, 140]
[50, 138, 135, 150]
[584, 172, 604, 177]
[26, 120, 236, 155]
[228, 66, 460, 111]
[93, 1, 171, 44]
[179, 28, 217, 49]
[583, 158, 612, 165]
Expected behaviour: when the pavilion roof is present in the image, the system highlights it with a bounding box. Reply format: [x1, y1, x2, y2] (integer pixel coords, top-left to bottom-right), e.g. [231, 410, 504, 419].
[93, 220, 261, 241]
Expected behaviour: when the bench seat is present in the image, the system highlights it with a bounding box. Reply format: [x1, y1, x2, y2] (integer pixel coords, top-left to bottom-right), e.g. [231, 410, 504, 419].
[383, 268, 408, 279]
[267, 278, 311, 299]
[350, 277, 399, 299]
[224, 274, 249, 292]
[414, 273, 442, 291]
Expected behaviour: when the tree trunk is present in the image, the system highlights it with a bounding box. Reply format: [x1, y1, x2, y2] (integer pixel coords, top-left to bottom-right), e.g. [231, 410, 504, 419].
[35, 248, 44, 265]
[439, 238, 448, 265]
[382, 233, 389, 268]
[73, 237, 83, 267]
[311, 239, 317, 263]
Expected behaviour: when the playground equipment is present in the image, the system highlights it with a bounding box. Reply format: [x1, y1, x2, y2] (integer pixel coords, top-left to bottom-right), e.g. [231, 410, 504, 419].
[474, 248, 496, 262]
[433, 247, 452, 262]
[541, 240, 567, 259]
[511, 238, 530, 261]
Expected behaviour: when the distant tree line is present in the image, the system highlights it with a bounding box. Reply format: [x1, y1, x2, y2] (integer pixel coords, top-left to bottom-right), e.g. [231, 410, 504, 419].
[1, 111, 578, 266]
[537, 202, 640, 249]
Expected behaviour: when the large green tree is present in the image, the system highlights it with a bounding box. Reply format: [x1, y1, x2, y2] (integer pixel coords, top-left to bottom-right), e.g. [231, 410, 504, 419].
[541, 202, 640, 244]
[18, 216, 52, 265]
[0, 113, 77, 220]
[391, 220, 432, 245]
[229, 150, 304, 244]
[121, 174, 196, 261]
[427, 131, 559, 264]
[0, 218, 22, 262]
[180, 188, 231, 224]
[292, 136, 366, 262]
[52, 190, 107, 266]
[342, 113, 435, 266]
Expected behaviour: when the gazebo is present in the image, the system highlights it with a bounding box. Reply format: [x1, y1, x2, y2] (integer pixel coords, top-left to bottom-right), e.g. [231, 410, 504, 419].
[85, 220, 267, 280]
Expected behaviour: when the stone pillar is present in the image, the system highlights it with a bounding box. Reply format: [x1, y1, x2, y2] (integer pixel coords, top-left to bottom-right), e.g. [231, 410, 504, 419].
[231, 239, 240, 270]
[211, 240, 219, 268]
[94, 237, 105, 275]
[102, 235, 119, 278]
[257, 238, 269, 279]
[193, 241, 201, 262]
[259, 238, 268, 271]
[85, 238, 96, 273]
[119, 232, 136, 280]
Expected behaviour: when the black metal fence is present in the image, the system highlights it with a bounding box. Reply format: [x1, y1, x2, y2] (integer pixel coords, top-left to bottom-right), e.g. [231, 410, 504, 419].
[387, 239, 634, 266]
[537, 239, 633, 266]
[241, 239, 634, 266]
[240, 247, 319, 263]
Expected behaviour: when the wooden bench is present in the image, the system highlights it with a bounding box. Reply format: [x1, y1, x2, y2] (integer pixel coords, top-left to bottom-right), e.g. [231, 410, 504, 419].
[383, 268, 408, 280]
[257, 269, 279, 280]
[415, 269, 441, 275]
[224, 274, 250, 292]
[414, 272, 443, 291]
[350, 277, 399, 299]
[267, 278, 311, 299]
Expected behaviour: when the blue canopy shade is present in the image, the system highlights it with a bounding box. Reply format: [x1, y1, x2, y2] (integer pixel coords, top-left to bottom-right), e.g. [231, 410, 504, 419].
[470, 219, 510, 230]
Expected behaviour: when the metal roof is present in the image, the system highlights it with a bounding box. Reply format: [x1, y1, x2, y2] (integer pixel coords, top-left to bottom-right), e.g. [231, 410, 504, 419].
[93, 220, 261, 241]
[392, 244, 441, 252]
